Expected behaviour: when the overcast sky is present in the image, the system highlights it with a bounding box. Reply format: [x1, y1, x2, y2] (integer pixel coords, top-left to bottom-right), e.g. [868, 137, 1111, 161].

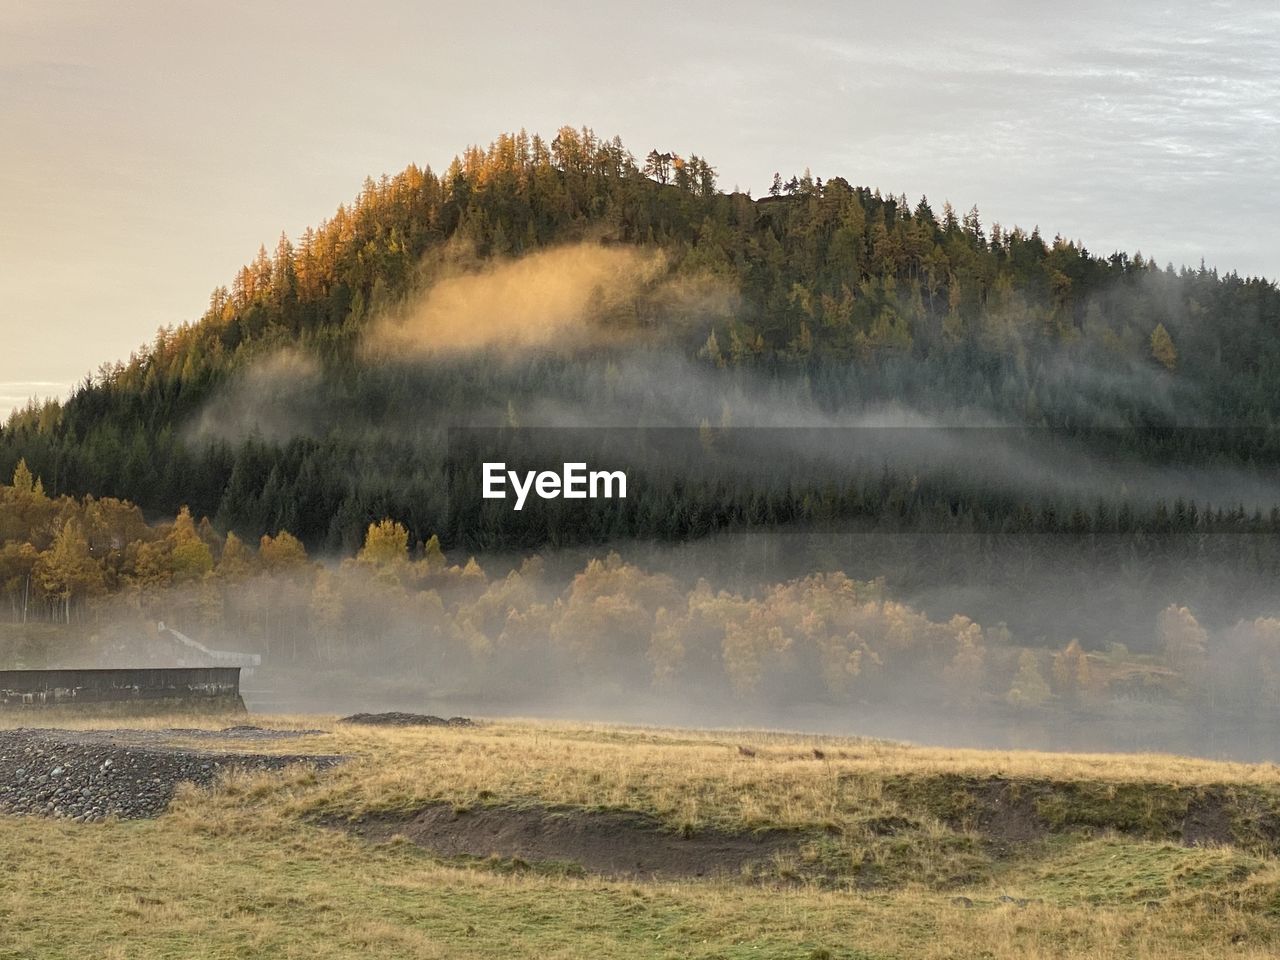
[2, 0, 1277, 416]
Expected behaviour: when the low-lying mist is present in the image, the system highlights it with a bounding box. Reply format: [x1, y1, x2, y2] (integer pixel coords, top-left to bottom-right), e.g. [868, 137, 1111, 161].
[21, 527, 1280, 763]
[183, 238, 1280, 532]
[137, 239, 1280, 760]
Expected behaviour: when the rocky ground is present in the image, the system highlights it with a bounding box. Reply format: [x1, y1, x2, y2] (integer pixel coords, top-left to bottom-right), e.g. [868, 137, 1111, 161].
[0, 726, 341, 821]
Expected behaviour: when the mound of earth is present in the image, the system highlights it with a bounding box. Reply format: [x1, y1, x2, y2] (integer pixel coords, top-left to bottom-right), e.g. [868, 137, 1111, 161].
[883, 774, 1280, 850]
[339, 804, 796, 879]
[339, 712, 474, 727]
[0, 728, 341, 821]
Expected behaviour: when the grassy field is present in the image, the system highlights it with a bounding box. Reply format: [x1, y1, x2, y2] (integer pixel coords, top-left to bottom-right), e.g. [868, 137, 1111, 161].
[2, 714, 1279, 958]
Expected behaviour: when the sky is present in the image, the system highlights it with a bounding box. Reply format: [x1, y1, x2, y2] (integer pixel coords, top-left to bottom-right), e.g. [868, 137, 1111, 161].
[2, 0, 1277, 417]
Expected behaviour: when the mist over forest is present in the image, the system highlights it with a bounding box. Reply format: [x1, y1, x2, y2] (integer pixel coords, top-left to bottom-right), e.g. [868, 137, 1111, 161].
[3, 127, 1280, 758]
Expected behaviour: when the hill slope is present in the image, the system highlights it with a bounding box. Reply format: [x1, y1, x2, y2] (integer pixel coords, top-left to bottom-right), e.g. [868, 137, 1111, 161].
[4, 126, 1280, 553]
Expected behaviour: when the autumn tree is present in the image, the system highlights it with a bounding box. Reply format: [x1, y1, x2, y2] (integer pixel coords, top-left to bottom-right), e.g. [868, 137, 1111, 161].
[943, 616, 987, 706]
[552, 552, 680, 673]
[35, 518, 105, 622]
[308, 568, 345, 662]
[1052, 639, 1094, 703]
[1157, 604, 1207, 672]
[647, 607, 686, 687]
[1150, 322, 1177, 370]
[1245, 618, 1280, 708]
[358, 519, 409, 568]
[1006, 650, 1051, 708]
[215, 532, 256, 581]
[259, 530, 309, 573]
[167, 507, 214, 583]
[0, 541, 39, 622]
[10, 459, 42, 498]
[421, 533, 446, 573]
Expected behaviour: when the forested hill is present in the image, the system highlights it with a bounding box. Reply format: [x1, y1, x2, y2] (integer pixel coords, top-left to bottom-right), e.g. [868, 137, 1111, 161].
[4, 126, 1280, 553]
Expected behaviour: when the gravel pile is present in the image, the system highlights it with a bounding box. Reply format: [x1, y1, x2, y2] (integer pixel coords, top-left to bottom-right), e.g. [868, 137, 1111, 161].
[339, 712, 474, 728]
[0, 728, 341, 822]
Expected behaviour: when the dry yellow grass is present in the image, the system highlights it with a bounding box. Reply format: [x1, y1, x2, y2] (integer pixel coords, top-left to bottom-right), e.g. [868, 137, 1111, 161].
[239, 716, 1280, 831]
[9, 710, 1278, 788]
[1, 712, 1278, 959]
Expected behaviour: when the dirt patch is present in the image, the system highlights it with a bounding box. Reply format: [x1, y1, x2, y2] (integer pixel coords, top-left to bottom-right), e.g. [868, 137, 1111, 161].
[340, 804, 798, 879]
[966, 780, 1049, 843]
[1183, 789, 1236, 847]
[339, 713, 474, 728]
[886, 774, 1280, 851]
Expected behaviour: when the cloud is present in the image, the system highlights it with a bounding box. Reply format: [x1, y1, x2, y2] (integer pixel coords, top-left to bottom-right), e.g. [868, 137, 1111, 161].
[762, 0, 1280, 279]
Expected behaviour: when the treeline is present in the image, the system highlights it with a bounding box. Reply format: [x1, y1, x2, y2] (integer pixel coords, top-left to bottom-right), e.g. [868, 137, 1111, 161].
[5, 464, 1280, 722]
[3, 126, 1280, 553]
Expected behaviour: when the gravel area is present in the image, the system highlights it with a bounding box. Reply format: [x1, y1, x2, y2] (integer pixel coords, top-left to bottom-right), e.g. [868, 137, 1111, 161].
[0, 728, 341, 822]
[34, 725, 327, 746]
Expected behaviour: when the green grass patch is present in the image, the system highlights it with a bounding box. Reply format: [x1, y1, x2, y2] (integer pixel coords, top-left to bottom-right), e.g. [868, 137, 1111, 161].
[1024, 837, 1262, 905]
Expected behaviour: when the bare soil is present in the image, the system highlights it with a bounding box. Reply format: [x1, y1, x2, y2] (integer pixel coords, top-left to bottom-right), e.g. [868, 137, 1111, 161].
[341, 804, 799, 879]
[339, 713, 474, 728]
[335, 776, 1280, 883]
[965, 779, 1052, 842]
[887, 774, 1280, 849]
